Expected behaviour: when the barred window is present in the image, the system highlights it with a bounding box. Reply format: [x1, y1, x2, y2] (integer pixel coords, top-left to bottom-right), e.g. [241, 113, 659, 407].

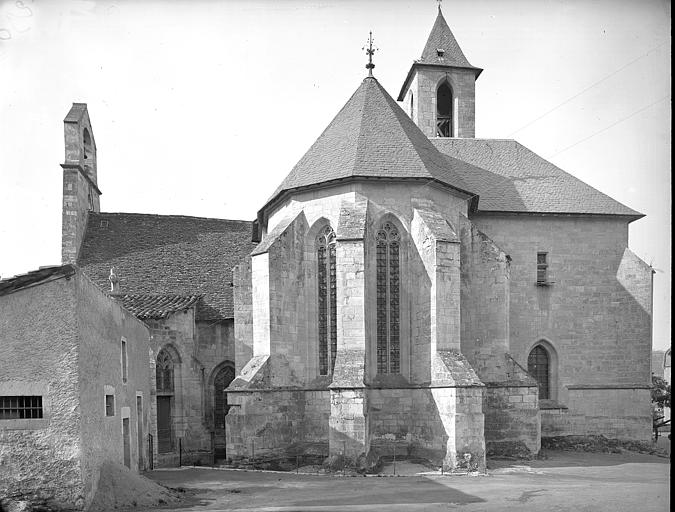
[528, 345, 550, 399]
[0, 396, 43, 419]
[317, 226, 337, 376]
[376, 222, 401, 374]
[156, 349, 175, 393]
[536, 252, 548, 284]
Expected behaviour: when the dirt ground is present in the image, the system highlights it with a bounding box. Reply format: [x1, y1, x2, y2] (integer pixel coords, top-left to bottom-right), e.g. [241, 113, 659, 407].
[143, 447, 670, 512]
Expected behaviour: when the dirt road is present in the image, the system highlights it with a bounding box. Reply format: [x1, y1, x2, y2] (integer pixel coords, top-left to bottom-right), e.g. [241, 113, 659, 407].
[146, 450, 670, 512]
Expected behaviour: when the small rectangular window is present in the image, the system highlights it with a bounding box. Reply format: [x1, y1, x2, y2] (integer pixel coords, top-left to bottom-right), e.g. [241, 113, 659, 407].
[121, 339, 128, 383]
[105, 394, 115, 417]
[0, 396, 43, 419]
[536, 252, 548, 284]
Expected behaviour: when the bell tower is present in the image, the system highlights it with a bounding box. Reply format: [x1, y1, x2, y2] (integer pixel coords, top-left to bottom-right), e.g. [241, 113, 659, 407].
[61, 103, 102, 264]
[397, 5, 482, 138]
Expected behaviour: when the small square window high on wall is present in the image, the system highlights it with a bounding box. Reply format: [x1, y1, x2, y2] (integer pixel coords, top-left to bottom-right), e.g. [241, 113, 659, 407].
[536, 252, 548, 284]
[105, 394, 115, 417]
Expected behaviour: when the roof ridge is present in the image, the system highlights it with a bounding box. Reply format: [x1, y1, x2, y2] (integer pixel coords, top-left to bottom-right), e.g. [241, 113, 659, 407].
[93, 211, 253, 223]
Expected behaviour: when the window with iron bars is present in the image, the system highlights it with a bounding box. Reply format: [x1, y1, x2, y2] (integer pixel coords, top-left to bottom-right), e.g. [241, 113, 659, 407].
[0, 396, 43, 420]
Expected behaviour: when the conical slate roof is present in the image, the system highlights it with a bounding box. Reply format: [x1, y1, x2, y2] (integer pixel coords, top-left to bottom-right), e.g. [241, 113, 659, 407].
[263, 77, 477, 213]
[418, 8, 479, 71]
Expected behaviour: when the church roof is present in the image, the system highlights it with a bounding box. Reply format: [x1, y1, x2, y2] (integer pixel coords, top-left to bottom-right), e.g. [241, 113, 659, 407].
[432, 138, 642, 218]
[111, 294, 201, 320]
[263, 76, 478, 215]
[78, 212, 256, 321]
[397, 8, 482, 100]
[418, 8, 480, 72]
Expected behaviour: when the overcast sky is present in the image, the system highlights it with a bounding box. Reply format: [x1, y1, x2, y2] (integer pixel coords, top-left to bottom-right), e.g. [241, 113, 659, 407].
[0, 0, 670, 349]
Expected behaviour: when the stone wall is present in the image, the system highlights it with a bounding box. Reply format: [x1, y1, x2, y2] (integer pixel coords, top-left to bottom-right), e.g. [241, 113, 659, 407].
[0, 276, 83, 509]
[541, 387, 652, 441]
[226, 384, 331, 458]
[233, 256, 253, 375]
[484, 385, 540, 456]
[472, 214, 653, 438]
[458, 215, 510, 382]
[75, 272, 151, 506]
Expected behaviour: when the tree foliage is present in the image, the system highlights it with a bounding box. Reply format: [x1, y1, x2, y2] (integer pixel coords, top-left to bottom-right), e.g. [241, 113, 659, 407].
[651, 375, 671, 421]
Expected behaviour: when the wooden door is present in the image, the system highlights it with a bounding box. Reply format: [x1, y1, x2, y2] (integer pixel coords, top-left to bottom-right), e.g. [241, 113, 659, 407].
[123, 418, 131, 469]
[157, 396, 173, 453]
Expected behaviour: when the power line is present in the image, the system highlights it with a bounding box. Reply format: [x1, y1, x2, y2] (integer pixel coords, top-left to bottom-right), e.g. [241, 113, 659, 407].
[548, 95, 670, 159]
[506, 40, 669, 138]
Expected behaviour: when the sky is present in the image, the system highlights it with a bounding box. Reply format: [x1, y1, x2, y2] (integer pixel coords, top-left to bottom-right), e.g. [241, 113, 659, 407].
[0, 0, 671, 349]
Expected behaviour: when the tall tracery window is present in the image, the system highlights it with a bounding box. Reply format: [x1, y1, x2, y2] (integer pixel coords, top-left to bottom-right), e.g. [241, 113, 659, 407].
[376, 222, 401, 374]
[317, 226, 337, 376]
[528, 345, 550, 399]
[156, 349, 175, 393]
[436, 81, 453, 137]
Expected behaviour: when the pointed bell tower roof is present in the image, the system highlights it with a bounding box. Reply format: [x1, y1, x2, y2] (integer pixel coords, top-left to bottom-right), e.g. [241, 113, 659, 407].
[397, 6, 482, 100]
[259, 76, 478, 218]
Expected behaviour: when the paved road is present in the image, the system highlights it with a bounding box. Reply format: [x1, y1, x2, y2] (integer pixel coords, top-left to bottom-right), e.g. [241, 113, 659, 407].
[146, 450, 670, 512]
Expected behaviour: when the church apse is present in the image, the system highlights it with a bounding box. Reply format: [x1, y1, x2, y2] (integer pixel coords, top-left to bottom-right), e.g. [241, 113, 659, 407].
[226, 194, 502, 470]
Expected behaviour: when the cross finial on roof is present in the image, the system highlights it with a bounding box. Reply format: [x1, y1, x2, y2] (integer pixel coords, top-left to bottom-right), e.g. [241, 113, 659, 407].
[437, 0, 443, 13]
[363, 31, 377, 77]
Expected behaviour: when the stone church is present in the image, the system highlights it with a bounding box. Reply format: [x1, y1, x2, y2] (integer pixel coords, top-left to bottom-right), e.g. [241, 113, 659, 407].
[1, 6, 653, 478]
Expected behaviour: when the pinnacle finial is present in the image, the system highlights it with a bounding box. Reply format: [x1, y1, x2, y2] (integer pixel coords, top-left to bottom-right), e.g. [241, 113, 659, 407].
[438, 0, 443, 13]
[363, 31, 377, 77]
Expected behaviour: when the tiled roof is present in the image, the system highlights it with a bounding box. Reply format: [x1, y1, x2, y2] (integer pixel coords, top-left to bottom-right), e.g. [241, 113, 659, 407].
[78, 213, 256, 321]
[397, 8, 481, 100]
[264, 77, 479, 213]
[0, 265, 76, 296]
[112, 294, 201, 320]
[432, 138, 642, 217]
[418, 8, 479, 72]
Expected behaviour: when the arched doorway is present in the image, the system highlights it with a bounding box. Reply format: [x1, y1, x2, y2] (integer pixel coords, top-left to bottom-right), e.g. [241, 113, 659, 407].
[212, 362, 235, 460]
[528, 345, 550, 399]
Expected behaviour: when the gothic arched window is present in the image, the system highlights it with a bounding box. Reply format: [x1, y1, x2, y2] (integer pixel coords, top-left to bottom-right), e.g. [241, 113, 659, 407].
[317, 226, 337, 376]
[436, 81, 453, 137]
[376, 222, 401, 374]
[156, 349, 175, 393]
[528, 345, 550, 399]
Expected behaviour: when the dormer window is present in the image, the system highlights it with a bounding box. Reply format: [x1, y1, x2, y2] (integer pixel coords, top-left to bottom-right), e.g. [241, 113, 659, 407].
[436, 48, 445, 57]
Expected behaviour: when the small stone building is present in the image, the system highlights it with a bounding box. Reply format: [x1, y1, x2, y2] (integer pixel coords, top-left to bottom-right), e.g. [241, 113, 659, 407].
[0, 265, 151, 509]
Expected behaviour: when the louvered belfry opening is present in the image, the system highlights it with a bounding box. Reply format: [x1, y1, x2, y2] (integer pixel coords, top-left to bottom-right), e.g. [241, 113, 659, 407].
[376, 222, 401, 374]
[436, 81, 453, 137]
[317, 226, 337, 376]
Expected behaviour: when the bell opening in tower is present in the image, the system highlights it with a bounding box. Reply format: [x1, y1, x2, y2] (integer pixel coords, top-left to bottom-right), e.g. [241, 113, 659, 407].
[436, 81, 453, 137]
